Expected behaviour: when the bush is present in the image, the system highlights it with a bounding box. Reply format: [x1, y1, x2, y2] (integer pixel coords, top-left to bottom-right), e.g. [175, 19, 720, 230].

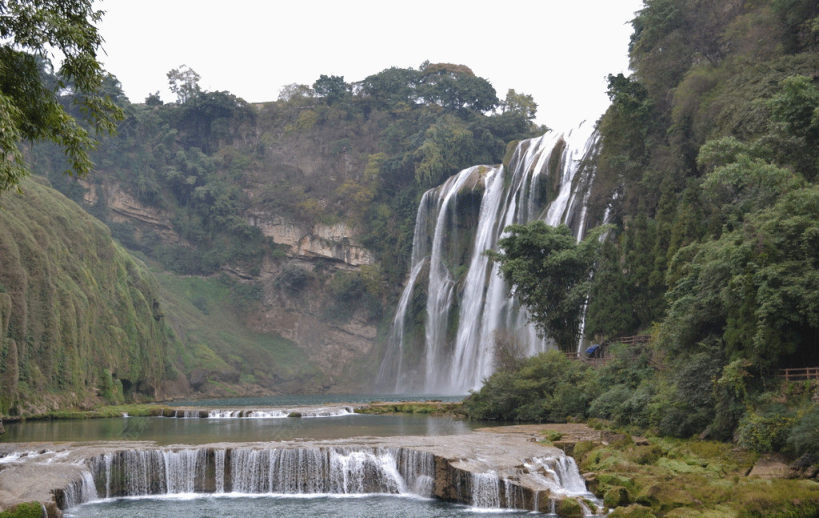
[786, 405, 819, 458]
[462, 351, 596, 422]
[737, 409, 797, 453]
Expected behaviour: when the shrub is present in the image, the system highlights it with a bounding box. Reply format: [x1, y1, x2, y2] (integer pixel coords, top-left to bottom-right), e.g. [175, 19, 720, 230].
[737, 409, 796, 453]
[786, 405, 819, 458]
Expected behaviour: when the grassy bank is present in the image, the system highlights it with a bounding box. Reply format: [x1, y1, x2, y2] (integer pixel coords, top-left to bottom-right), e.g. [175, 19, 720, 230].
[355, 401, 464, 416]
[1, 403, 172, 423]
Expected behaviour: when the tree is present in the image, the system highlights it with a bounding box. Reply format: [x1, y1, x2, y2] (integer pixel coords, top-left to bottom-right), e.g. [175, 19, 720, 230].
[0, 0, 123, 193]
[312, 74, 350, 105]
[167, 65, 201, 104]
[501, 89, 537, 121]
[417, 62, 499, 114]
[489, 222, 607, 350]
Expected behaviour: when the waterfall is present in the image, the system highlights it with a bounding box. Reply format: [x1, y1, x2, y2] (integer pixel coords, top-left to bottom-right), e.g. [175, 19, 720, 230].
[86, 446, 435, 498]
[523, 455, 591, 497]
[61, 470, 98, 509]
[378, 124, 599, 394]
[56, 446, 594, 514]
[471, 471, 501, 508]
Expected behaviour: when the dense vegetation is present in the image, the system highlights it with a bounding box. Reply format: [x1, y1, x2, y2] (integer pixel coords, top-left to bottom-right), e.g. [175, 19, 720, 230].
[467, 0, 818, 466]
[0, 0, 122, 193]
[34, 61, 541, 288]
[0, 178, 175, 414]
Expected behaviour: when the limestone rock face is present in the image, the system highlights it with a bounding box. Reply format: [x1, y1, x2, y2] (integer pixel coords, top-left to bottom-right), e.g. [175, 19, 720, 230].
[247, 212, 373, 266]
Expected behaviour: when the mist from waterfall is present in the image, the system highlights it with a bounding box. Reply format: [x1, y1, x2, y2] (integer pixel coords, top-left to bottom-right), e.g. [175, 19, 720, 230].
[377, 124, 599, 394]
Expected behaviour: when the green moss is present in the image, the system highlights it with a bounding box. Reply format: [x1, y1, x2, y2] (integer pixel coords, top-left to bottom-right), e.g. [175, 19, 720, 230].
[0, 179, 176, 415]
[555, 497, 583, 518]
[604, 486, 632, 508]
[609, 504, 657, 518]
[577, 436, 818, 518]
[356, 401, 463, 416]
[0, 502, 43, 518]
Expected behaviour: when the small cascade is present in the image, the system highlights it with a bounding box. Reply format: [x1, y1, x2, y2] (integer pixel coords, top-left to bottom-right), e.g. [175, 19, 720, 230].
[378, 124, 600, 393]
[524, 455, 591, 497]
[471, 471, 501, 508]
[49, 445, 597, 514]
[214, 449, 226, 493]
[60, 470, 98, 509]
[84, 446, 435, 500]
[394, 448, 435, 497]
[163, 407, 355, 419]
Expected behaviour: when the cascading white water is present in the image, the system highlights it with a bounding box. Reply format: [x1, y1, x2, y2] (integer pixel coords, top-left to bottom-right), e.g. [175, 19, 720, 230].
[523, 455, 590, 497]
[60, 446, 595, 514]
[61, 470, 98, 509]
[88, 446, 436, 498]
[423, 167, 485, 389]
[378, 124, 599, 394]
[471, 471, 501, 508]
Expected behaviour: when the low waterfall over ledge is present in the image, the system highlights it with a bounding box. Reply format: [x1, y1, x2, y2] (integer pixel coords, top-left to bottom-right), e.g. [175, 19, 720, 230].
[377, 124, 599, 394]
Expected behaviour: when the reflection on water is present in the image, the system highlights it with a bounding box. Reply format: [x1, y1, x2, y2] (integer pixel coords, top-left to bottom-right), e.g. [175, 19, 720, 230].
[1, 414, 478, 445]
[166, 393, 466, 407]
[65, 494, 534, 518]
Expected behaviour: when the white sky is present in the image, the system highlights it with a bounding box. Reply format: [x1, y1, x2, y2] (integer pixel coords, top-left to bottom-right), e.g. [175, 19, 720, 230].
[96, 0, 643, 131]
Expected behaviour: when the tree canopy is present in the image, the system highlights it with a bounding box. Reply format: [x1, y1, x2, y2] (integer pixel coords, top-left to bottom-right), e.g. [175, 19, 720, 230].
[489, 222, 607, 350]
[0, 0, 122, 193]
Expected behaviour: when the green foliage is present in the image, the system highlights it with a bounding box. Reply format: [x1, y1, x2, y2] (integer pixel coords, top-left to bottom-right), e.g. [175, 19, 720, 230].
[490, 222, 607, 350]
[413, 116, 476, 187]
[500, 89, 538, 122]
[416, 62, 498, 114]
[555, 498, 583, 518]
[462, 351, 598, 422]
[167, 65, 201, 103]
[0, 179, 175, 414]
[152, 270, 321, 389]
[604, 486, 632, 508]
[312, 74, 351, 105]
[664, 186, 819, 370]
[0, 502, 43, 518]
[737, 408, 797, 453]
[786, 404, 819, 458]
[0, 0, 123, 193]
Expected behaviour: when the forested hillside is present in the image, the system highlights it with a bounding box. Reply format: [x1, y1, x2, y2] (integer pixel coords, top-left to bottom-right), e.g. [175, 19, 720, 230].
[24, 62, 543, 398]
[467, 0, 818, 457]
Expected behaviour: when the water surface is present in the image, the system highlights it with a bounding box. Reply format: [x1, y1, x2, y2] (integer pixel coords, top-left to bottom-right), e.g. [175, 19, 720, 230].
[65, 495, 537, 518]
[1, 414, 477, 445]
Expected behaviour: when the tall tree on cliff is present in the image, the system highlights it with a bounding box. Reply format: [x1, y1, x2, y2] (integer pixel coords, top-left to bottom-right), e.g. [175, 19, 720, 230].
[0, 0, 122, 193]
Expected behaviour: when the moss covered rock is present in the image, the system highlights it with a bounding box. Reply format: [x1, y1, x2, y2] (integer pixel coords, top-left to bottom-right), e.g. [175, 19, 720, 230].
[555, 497, 584, 518]
[609, 504, 657, 518]
[604, 485, 631, 508]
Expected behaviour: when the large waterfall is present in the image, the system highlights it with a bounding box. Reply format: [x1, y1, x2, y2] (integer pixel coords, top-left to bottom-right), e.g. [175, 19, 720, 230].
[377, 124, 599, 394]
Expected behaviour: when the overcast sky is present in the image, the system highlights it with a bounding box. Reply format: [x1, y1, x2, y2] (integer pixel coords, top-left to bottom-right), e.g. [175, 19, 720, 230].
[97, 0, 643, 131]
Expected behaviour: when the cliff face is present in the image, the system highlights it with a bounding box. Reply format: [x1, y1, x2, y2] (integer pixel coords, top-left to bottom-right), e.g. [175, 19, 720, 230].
[29, 65, 541, 397]
[0, 178, 178, 415]
[73, 175, 380, 394]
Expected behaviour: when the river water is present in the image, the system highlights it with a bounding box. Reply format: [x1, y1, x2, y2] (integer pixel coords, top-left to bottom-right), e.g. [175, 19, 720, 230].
[3, 395, 572, 516]
[0, 413, 476, 444]
[64, 494, 537, 517]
